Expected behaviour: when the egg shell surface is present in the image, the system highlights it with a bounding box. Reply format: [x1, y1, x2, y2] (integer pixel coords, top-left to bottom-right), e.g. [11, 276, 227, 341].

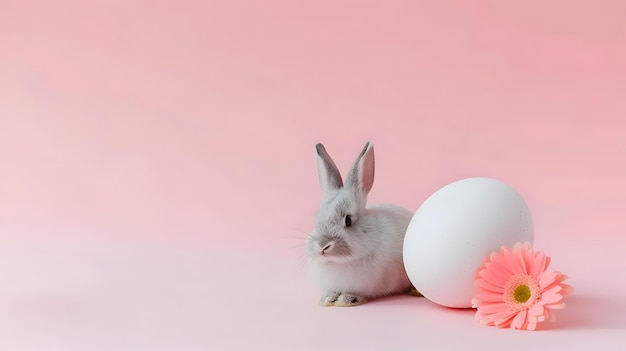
[403, 177, 534, 308]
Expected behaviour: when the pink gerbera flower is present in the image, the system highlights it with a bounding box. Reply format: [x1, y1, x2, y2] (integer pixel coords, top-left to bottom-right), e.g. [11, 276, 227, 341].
[472, 242, 573, 330]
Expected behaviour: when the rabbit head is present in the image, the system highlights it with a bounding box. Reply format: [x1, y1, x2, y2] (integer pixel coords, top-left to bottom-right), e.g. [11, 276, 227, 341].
[306, 141, 380, 264]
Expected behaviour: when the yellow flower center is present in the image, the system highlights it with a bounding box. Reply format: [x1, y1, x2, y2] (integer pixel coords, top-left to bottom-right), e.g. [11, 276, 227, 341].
[513, 284, 532, 303]
[503, 273, 540, 310]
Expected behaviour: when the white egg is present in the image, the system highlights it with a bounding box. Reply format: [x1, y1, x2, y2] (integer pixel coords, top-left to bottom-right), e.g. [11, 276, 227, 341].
[403, 177, 534, 308]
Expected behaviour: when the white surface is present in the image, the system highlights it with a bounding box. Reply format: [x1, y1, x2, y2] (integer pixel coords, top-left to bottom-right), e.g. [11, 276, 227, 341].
[1, 238, 625, 351]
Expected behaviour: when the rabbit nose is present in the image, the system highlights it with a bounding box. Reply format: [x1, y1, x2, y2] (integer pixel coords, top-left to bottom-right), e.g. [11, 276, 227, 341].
[322, 243, 333, 255]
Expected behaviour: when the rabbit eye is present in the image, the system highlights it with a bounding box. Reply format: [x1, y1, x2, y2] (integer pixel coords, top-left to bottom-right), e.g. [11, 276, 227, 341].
[345, 215, 352, 227]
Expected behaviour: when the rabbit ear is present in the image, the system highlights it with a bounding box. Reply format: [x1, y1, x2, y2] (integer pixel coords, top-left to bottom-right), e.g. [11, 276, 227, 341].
[316, 143, 343, 193]
[346, 141, 375, 194]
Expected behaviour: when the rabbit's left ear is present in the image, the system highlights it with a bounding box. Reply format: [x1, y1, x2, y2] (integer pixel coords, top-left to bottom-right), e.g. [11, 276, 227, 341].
[316, 143, 343, 194]
[346, 141, 375, 195]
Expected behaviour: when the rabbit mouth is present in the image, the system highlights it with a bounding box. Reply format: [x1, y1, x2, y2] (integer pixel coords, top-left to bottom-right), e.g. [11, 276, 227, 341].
[315, 236, 352, 260]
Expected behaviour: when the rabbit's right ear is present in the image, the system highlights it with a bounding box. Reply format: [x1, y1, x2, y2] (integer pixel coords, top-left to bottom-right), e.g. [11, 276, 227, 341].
[316, 143, 343, 193]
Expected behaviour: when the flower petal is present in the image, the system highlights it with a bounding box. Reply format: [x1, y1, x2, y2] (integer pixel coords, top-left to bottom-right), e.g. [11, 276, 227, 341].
[478, 301, 510, 314]
[542, 284, 563, 296]
[475, 309, 498, 326]
[512, 242, 529, 274]
[529, 251, 547, 278]
[474, 289, 505, 303]
[487, 250, 516, 275]
[525, 314, 538, 331]
[476, 276, 505, 294]
[544, 308, 556, 322]
[546, 302, 566, 310]
[560, 283, 574, 297]
[479, 262, 513, 286]
[491, 309, 518, 328]
[538, 270, 558, 289]
[510, 310, 528, 330]
[504, 246, 526, 275]
[541, 291, 565, 305]
[528, 302, 545, 317]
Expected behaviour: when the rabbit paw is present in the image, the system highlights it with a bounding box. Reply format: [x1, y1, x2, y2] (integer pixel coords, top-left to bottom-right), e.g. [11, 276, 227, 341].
[319, 292, 340, 306]
[334, 293, 365, 307]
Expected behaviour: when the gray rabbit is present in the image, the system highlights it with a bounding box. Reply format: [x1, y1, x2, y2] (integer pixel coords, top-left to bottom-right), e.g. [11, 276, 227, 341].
[305, 142, 416, 306]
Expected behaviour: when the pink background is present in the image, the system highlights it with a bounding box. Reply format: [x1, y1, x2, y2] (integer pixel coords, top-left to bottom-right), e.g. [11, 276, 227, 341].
[1, 0, 625, 350]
